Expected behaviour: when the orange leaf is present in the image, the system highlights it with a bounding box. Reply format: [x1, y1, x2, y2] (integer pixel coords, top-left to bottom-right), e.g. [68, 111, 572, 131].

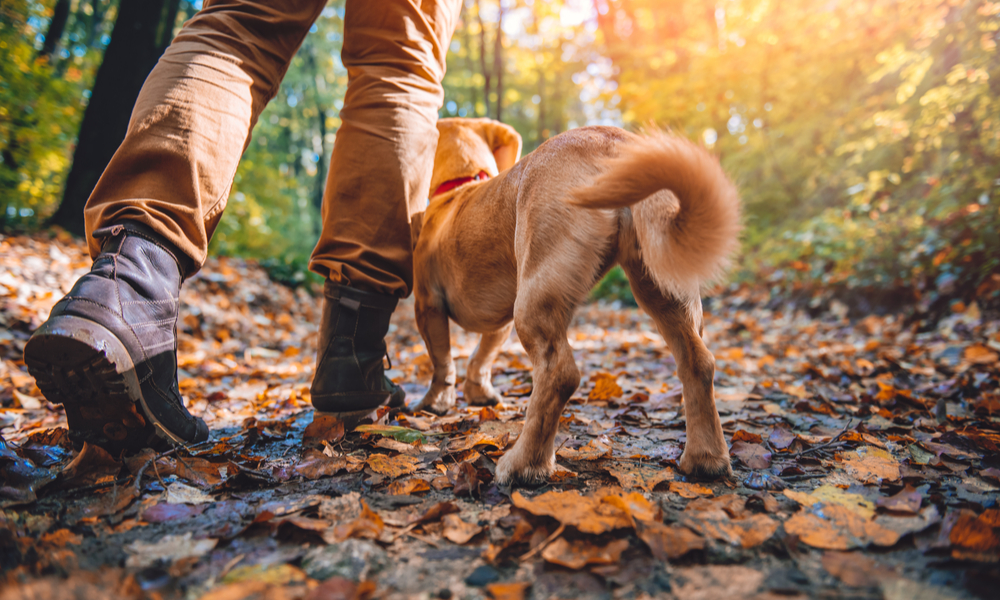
[556, 438, 612, 461]
[669, 481, 714, 499]
[603, 461, 673, 492]
[511, 490, 632, 534]
[442, 513, 483, 545]
[588, 373, 623, 402]
[635, 520, 705, 560]
[386, 478, 431, 496]
[366, 453, 420, 479]
[837, 447, 900, 484]
[785, 504, 900, 550]
[541, 537, 629, 570]
[486, 582, 531, 600]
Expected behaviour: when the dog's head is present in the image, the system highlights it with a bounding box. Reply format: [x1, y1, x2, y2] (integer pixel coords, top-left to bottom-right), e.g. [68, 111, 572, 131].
[430, 118, 522, 197]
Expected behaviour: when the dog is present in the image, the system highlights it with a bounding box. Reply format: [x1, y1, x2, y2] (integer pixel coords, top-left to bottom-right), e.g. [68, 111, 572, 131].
[410, 118, 741, 486]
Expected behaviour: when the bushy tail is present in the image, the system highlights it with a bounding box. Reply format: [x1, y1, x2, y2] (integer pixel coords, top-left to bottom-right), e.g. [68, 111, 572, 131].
[567, 132, 741, 296]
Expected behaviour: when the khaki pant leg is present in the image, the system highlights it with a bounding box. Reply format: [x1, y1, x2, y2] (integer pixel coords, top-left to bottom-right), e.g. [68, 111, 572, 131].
[83, 0, 327, 267]
[308, 0, 463, 296]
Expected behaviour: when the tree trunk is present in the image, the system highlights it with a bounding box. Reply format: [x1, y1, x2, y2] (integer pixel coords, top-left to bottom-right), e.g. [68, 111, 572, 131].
[50, 0, 181, 235]
[476, 0, 490, 118]
[38, 0, 71, 63]
[493, 0, 504, 121]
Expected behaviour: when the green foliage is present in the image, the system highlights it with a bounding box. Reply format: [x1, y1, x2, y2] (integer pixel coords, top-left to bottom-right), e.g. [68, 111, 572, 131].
[591, 266, 637, 305]
[0, 0, 102, 229]
[596, 0, 1000, 304]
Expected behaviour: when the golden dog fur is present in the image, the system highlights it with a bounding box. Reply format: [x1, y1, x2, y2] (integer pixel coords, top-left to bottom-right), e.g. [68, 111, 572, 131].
[411, 118, 741, 485]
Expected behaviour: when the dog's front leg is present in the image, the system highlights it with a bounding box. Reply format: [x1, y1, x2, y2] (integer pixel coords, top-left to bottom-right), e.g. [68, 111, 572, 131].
[464, 323, 513, 406]
[412, 298, 457, 415]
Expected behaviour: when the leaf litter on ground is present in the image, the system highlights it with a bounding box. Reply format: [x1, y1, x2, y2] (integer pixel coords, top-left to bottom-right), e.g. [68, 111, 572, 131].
[0, 233, 998, 598]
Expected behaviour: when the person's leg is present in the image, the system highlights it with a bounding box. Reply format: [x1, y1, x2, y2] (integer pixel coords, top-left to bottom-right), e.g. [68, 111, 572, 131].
[25, 0, 327, 451]
[309, 0, 462, 419]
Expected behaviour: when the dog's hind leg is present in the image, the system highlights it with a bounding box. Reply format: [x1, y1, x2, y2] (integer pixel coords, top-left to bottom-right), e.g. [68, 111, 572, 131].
[464, 323, 514, 406]
[621, 258, 733, 479]
[412, 296, 457, 415]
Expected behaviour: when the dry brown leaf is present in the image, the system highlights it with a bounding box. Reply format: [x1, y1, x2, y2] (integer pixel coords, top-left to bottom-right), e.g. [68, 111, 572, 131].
[556, 438, 612, 461]
[302, 413, 346, 444]
[682, 508, 778, 549]
[511, 490, 632, 534]
[447, 461, 480, 497]
[541, 537, 629, 570]
[783, 485, 876, 518]
[478, 405, 501, 422]
[669, 481, 714, 499]
[876, 485, 923, 514]
[485, 582, 531, 600]
[730, 441, 771, 469]
[604, 461, 673, 492]
[731, 430, 762, 443]
[837, 446, 900, 484]
[784, 504, 901, 550]
[386, 478, 431, 496]
[635, 519, 705, 560]
[442, 513, 483, 545]
[949, 511, 1000, 560]
[327, 500, 384, 542]
[294, 448, 347, 480]
[822, 551, 892, 588]
[366, 453, 420, 479]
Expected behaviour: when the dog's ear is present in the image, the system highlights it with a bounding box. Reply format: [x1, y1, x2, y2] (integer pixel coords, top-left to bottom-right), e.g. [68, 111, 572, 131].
[479, 120, 522, 172]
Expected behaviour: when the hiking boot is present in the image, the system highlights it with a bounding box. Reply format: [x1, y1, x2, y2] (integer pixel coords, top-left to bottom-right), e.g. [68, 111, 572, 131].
[310, 282, 405, 426]
[23, 222, 209, 452]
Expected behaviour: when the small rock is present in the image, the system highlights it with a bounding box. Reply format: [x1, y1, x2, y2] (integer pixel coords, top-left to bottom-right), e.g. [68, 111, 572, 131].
[464, 565, 500, 587]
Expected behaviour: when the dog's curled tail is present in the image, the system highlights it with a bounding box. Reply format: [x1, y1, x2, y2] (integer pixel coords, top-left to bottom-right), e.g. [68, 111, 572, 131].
[567, 132, 741, 296]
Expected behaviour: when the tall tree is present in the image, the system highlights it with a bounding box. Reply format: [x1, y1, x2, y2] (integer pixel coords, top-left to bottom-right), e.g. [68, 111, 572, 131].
[476, 0, 491, 118]
[37, 0, 71, 63]
[50, 0, 181, 235]
[493, 0, 504, 121]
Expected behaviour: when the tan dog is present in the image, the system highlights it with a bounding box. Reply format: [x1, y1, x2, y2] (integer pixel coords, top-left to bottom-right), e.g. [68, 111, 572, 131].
[411, 118, 741, 486]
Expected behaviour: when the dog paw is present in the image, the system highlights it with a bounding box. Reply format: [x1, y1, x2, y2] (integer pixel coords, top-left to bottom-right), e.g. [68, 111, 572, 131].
[495, 444, 555, 487]
[411, 384, 456, 416]
[463, 379, 502, 406]
[678, 447, 733, 480]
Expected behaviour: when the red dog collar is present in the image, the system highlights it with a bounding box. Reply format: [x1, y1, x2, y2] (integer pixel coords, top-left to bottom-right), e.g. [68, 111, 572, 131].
[432, 171, 490, 197]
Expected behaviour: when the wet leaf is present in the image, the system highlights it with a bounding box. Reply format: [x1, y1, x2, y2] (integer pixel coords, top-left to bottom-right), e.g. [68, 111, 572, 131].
[303, 413, 346, 444]
[784, 485, 876, 519]
[556, 438, 611, 461]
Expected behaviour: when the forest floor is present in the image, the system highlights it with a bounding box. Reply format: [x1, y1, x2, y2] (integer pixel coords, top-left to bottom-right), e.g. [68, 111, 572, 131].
[1, 231, 999, 600]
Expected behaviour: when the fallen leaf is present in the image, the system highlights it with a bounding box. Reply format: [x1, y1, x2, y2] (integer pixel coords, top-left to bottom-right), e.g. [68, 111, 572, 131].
[838, 446, 900, 484]
[142, 503, 207, 523]
[303, 413, 346, 444]
[768, 427, 797, 450]
[822, 551, 893, 588]
[447, 461, 480, 497]
[949, 511, 1000, 560]
[876, 485, 923, 514]
[556, 438, 612, 461]
[785, 503, 901, 550]
[604, 462, 673, 492]
[408, 501, 460, 525]
[294, 448, 347, 480]
[541, 537, 629, 570]
[478, 406, 501, 422]
[635, 519, 705, 560]
[166, 481, 214, 505]
[386, 478, 431, 496]
[731, 430, 762, 443]
[730, 441, 771, 469]
[511, 490, 632, 534]
[442, 513, 483, 544]
[669, 481, 714, 499]
[588, 372, 623, 402]
[124, 532, 218, 568]
[671, 565, 765, 599]
[355, 424, 426, 444]
[56, 442, 120, 489]
[783, 485, 876, 518]
[485, 582, 531, 600]
[366, 453, 419, 479]
[328, 500, 384, 542]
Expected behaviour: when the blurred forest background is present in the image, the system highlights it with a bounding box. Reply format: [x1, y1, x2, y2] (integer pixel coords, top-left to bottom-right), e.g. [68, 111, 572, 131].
[2, 0, 999, 310]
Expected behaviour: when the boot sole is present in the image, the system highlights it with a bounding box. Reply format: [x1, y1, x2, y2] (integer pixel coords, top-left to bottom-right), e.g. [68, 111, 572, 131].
[23, 315, 183, 453]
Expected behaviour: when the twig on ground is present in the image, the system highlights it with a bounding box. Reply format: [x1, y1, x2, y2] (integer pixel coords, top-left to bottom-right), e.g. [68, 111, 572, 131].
[519, 522, 565, 562]
[793, 418, 853, 458]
